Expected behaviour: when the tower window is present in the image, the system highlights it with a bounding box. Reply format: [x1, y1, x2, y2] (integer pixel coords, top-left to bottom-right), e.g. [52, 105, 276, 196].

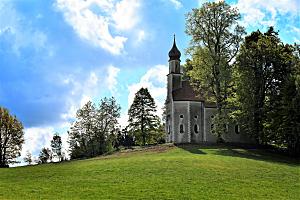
[235, 125, 240, 134]
[180, 114, 184, 118]
[194, 124, 199, 134]
[194, 115, 198, 119]
[180, 124, 184, 133]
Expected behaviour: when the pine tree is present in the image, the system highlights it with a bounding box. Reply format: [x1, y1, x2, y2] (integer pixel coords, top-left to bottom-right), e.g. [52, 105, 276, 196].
[128, 88, 158, 146]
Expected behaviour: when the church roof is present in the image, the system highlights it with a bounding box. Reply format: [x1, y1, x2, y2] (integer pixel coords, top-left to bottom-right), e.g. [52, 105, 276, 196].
[172, 81, 216, 108]
[168, 35, 181, 61]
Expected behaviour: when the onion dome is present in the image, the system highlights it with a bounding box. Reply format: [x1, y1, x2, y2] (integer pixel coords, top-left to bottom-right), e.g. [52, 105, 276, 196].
[168, 34, 181, 61]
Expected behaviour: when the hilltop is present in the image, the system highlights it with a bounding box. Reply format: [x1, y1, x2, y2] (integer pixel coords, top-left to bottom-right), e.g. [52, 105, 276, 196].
[0, 144, 299, 199]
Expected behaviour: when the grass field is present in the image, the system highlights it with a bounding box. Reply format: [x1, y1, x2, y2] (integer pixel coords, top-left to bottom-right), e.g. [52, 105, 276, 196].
[0, 144, 299, 199]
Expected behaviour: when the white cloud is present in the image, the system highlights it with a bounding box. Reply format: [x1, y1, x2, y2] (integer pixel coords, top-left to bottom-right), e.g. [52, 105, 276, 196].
[126, 65, 168, 125]
[61, 70, 101, 121]
[0, 2, 50, 56]
[105, 65, 121, 95]
[169, 0, 183, 9]
[112, 0, 141, 31]
[55, 0, 141, 55]
[234, 0, 300, 29]
[137, 30, 146, 43]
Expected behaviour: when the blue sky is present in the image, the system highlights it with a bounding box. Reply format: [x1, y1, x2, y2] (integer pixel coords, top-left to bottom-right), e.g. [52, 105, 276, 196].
[0, 0, 299, 160]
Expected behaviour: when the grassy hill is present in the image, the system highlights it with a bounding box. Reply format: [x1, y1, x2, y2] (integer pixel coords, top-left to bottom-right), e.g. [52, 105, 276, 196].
[0, 144, 299, 200]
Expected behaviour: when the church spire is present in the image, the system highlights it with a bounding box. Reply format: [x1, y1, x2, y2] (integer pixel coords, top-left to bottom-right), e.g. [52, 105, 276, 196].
[168, 34, 181, 61]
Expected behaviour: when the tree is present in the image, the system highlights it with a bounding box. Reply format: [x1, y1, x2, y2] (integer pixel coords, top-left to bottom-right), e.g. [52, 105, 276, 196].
[23, 151, 33, 165]
[68, 97, 121, 159]
[185, 1, 245, 141]
[128, 88, 159, 145]
[38, 147, 51, 164]
[234, 27, 300, 154]
[51, 133, 62, 162]
[0, 107, 24, 168]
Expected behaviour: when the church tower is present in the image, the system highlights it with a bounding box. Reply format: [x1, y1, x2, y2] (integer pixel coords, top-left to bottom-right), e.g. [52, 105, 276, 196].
[167, 35, 182, 101]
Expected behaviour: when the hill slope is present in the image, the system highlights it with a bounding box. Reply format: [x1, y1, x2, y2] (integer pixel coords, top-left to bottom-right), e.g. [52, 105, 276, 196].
[0, 144, 299, 199]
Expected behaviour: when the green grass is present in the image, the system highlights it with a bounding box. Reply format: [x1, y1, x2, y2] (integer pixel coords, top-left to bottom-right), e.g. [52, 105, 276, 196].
[0, 144, 299, 200]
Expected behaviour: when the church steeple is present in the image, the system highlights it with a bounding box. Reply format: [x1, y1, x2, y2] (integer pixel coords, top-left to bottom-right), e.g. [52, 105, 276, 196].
[168, 34, 181, 61]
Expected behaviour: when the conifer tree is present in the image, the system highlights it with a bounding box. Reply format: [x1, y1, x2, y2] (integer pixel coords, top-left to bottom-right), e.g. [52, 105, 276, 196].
[128, 88, 158, 146]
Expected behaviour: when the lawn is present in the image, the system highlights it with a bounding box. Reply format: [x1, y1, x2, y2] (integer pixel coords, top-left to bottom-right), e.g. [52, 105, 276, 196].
[0, 144, 299, 199]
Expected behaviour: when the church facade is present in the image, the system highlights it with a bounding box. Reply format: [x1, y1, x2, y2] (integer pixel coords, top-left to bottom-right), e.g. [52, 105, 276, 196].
[165, 37, 252, 144]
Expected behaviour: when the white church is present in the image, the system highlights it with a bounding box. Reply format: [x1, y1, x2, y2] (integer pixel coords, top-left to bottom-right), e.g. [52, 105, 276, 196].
[165, 37, 252, 144]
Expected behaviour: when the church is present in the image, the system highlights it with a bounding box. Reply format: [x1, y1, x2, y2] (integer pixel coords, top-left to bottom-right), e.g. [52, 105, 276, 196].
[165, 37, 252, 144]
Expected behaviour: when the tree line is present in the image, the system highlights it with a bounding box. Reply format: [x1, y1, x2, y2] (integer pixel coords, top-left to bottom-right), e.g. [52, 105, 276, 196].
[185, 1, 299, 155]
[0, 87, 165, 166]
[68, 88, 165, 159]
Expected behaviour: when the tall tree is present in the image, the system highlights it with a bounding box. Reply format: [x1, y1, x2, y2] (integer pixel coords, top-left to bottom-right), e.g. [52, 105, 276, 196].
[128, 88, 159, 145]
[234, 27, 299, 147]
[38, 147, 51, 164]
[0, 107, 24, 167]
[51, 133, 62, 162]
[94, 97, 121, 154]
[23, 151, 33, 165]
[68, 97, 121, 159]
[185, 1, 245, 141]
[68, 101, 96, 158]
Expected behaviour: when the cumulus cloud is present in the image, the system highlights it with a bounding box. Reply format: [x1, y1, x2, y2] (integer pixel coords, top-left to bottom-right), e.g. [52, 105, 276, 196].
[234, 0, 299, 28]
[105, 65, 121, 95]
[126, 65, 168, 125]
[61, 70, 102, 121]
[55, 0, 141, 55]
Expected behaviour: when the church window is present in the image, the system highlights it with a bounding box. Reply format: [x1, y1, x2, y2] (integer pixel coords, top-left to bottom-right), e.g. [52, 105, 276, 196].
[168, 125, 171, 134]
[194, 115, 198, 119]
[180, 114, 184, 118]
[235, 125, 240, 134]
[194, 124, 199, 134]
[180, 124, 184, 133]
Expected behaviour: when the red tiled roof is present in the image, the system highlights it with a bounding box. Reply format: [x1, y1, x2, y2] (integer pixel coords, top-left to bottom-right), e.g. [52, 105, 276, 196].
[172, 81, 216, 107]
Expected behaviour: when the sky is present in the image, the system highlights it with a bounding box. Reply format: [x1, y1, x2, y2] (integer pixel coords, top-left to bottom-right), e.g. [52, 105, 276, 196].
[0, 0, 299, 162]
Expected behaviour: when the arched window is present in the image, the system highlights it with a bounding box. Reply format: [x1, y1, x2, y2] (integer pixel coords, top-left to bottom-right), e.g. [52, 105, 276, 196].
[235, 125, 240, 134]
[180, 114, 184, 118]
[194, 124, 199, 134]
[180, 124, 184, 133]
[168, 125, 171, 134]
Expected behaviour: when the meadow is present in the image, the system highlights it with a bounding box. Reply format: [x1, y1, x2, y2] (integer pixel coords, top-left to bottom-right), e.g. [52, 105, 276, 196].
[0, 144, 299, 199]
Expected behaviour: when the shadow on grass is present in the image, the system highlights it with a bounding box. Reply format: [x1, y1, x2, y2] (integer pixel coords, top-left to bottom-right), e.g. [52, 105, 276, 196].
[176, 143, 299, 166]
[175, 144, 207, 154]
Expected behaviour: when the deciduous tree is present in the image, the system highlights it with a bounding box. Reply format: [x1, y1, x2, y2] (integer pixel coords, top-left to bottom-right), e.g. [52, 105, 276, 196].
[185, 1, 245, 141]
[0, 107, 24, 167]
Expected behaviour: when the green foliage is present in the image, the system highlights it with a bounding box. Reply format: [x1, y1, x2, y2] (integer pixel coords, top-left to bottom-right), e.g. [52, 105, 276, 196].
[185, 1, 245, 140]
[0, 145, 299, 199]
[128, 88, 164, 145]
[68, 97, 121, 159]
[234, 27, 300, 154]
[23, 151, 33, 165]
[0, 106, 24, 167]
[51, 133, 62, 162]
[38, 147, 51, 164]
